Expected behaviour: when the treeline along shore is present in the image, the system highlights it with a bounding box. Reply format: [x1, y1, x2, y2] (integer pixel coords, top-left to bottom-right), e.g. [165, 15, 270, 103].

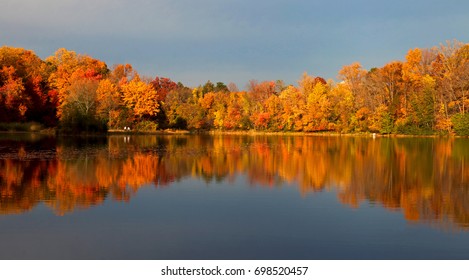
[1, 40, 469, 135]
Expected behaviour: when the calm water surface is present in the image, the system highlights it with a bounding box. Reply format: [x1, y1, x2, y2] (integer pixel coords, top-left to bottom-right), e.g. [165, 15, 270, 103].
[0, 133, 469, 259]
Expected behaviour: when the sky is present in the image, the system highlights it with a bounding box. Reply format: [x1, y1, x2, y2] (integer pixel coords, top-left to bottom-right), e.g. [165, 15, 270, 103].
[1, 0, 469, 88]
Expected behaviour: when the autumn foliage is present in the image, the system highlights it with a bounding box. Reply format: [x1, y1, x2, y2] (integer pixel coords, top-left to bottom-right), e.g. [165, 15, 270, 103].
[1, 40, 469, 135]
[1, 134, 468, 231]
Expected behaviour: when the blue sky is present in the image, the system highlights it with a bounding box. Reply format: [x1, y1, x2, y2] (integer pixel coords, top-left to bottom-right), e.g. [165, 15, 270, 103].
[1, 0, 468, 88]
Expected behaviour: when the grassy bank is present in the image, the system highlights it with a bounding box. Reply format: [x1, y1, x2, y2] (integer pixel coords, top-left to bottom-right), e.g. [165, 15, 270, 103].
[205, 130, 462, 138]
[108, 129, 190, 135]
[1, 123, 464, 138]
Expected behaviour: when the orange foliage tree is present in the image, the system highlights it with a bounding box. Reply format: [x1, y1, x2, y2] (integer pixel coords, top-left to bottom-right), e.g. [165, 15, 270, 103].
[121, 75, 160, 121]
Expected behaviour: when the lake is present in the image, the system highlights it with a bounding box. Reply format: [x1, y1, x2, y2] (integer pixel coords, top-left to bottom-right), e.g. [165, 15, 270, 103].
[0, 133, 468, 259]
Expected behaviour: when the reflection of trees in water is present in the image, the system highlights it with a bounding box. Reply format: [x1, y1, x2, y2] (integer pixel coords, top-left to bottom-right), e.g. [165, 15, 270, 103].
[0, 135, 468, 229]
[336, 138, 469, 230]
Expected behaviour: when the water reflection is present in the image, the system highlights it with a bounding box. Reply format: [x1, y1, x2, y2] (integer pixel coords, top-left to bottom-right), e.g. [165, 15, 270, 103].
[0, 134, 468, 229]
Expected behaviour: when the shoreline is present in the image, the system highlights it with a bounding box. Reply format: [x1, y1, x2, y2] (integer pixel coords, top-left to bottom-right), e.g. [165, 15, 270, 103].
[0, 129, 464, 138]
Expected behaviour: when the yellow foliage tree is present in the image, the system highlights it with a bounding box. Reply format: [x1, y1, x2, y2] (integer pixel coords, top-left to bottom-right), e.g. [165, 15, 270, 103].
[121, 75, 160, 119]
[303, 82, 331, 131]
[96, 79, 121, 127]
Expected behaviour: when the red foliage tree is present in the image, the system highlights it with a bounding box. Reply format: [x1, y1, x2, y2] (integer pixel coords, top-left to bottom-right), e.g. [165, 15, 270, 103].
[150, 76, 178, 102]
